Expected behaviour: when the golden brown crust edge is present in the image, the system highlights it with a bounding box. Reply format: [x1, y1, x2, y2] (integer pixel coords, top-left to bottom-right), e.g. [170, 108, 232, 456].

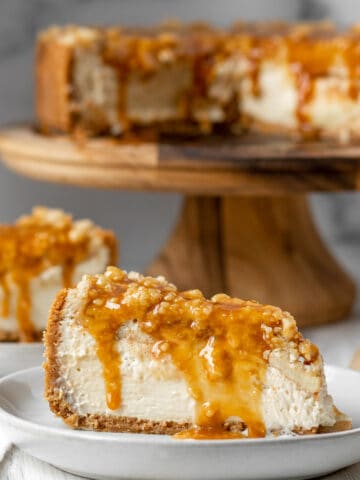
[36, 35, 73, 133]
[43, 289, 351, 436]
[43, 288, 68, 414]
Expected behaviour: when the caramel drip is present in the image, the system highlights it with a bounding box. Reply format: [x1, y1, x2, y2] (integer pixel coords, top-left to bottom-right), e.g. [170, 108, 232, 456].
[62, 260, 76, 289]
[117, 70, 129, 132]
[284, 35, 333, 134]
[292, 66, 315, 135]
[80, 268, 308, 439]
[0, 209, 109, 341]
[102, 34, 131, 132]
[82, 296, 122, 410]
[0, 275, 10, 318]
[173, 427, 245, 440]
[342, 39, 360, 101]
[247, 43, 262, 97]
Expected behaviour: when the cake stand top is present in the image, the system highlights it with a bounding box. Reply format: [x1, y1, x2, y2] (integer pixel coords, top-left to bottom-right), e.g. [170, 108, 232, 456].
[0, 126, 359, 195]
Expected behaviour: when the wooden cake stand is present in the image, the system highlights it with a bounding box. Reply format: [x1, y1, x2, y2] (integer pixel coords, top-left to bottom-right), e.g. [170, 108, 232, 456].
[0, 126, 359, 326]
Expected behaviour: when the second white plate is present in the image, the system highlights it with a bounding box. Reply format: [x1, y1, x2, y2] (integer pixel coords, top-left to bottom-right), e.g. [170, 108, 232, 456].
[0, 365, 359, 480]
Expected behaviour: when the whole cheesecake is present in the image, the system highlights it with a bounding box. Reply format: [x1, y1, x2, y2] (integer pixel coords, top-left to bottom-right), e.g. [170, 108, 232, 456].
[0, 207, 117, 342]
[36, 21, 360, 141]
[44, 267, 350, 438]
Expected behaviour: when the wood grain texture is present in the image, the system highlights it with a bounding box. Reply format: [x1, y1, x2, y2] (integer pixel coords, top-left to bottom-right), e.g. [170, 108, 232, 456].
[148, 197, 226, 294]
[148, 195, 356, 326]
[0, 126, 360, 193]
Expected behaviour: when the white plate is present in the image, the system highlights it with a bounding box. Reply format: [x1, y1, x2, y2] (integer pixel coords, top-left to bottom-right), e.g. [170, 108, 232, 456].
[0, 343, 43, 377]
[0, 366, 359, 480]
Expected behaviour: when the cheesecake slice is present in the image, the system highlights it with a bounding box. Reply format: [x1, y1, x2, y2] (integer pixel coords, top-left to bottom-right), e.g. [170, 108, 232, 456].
[44, 267, 350, 438]
[0, 207, 117, 342]
[36, 21, 360, 141]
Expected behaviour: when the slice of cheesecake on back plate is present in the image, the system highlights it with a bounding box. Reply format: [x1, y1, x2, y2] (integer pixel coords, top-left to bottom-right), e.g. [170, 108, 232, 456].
[0, 207, 117, 342]
[44, 267, 350, 438]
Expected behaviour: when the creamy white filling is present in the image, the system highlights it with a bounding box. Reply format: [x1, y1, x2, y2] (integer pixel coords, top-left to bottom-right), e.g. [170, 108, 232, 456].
[0, 245, 110, 334]
[240, 61, 298, 128]
[73, 48, 120, 134]
[263, 365, 336, 433]
[308, 77, 360, 139]
[56, 295, 337, 433]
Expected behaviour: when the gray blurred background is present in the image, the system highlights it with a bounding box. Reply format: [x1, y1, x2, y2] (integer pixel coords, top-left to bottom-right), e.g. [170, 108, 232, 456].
[0, 0, 359, 284]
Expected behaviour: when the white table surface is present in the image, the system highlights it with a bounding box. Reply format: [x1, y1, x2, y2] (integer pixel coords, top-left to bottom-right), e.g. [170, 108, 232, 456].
[0, 305, 359, 480]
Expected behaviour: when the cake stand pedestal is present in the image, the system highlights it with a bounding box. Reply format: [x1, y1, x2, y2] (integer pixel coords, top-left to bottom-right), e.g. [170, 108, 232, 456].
[0, 126, 359, 326]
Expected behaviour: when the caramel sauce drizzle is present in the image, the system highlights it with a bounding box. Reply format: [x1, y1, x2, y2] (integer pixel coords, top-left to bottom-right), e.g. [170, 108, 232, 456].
[81, 267, 308, 439]
[0, 276, 10, 318]
[96, 22, 360, 137]
[0, 208, 114, 342]
[173, 427, 245, 440]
